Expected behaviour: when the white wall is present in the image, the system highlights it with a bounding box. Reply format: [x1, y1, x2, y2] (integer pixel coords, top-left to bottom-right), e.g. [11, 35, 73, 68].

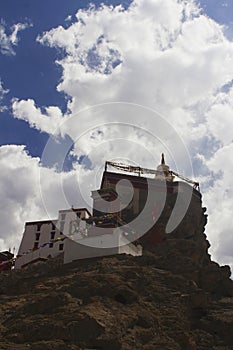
[58, 209, 89, 237]
[15, 208, 90, 269]
[15, 208, 141, 268]
[64, 229, 142, 264]
[15, 220, 62, 269]
[14, 243, 63, 269]
[119, 234, 142, 256]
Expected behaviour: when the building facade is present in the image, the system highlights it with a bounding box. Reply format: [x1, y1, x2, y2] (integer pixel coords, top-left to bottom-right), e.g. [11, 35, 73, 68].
[15, 155, 200, 269]
[15, 208, 90, 269]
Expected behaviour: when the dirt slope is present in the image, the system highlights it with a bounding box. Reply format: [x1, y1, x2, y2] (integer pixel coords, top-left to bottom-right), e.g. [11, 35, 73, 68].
[0, 246, 233, 350]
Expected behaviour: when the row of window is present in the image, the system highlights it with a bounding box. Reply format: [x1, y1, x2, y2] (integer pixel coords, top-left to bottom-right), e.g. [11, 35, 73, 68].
[33, 241, 64, 251]
[35, 232, 56, 241]
[35, 212, 82, 233]
[34, 230, 64, 251]
[36, 221, 65, 235]
[36, 222, 56, 232]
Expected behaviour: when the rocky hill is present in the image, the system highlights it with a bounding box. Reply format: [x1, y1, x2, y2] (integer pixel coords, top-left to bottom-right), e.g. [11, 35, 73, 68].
[0, 191, 233, 350]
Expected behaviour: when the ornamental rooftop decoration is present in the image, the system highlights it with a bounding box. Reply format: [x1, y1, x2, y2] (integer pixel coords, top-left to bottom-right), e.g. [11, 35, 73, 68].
[105, 153, 200, 190]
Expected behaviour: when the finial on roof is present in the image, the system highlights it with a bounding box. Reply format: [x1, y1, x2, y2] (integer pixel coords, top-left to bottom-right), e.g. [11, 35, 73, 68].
[161, 153, 165, 165]
[156, 153, 174, 182]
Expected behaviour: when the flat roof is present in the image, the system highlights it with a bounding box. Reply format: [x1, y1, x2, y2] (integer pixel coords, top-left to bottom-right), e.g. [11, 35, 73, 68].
[101, 171, 201, 196]
[59, 207, 91, 216]
[25, 219, 57, 226]
[25, 207, 91, 226]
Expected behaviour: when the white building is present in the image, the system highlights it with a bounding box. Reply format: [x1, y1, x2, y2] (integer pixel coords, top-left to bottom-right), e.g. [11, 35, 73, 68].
[15, 207, 141, 269]
[64, 227, 142, 264]
[15, 208, 91, 269]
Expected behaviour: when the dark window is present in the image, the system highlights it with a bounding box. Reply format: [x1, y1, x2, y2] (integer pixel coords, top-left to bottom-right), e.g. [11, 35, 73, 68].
[35, 233, 40, 241]
[61, 213, 66, 220]
[50, 232, 55, 240]
[33, 242, 39, 249]
[49, 243, 53, 248]
[59, 243, 64, 251]
[36, 223, 41, 231]
[76, 212, 81, 218]
[51, 223, 56, 231]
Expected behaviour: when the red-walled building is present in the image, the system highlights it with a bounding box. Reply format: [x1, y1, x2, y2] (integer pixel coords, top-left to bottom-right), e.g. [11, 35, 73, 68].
[91, 155, 201, 245]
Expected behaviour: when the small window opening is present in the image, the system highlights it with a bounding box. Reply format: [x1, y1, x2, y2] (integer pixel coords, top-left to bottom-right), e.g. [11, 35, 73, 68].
[33, 242, 39, 249]
[35, 233, 40, 241]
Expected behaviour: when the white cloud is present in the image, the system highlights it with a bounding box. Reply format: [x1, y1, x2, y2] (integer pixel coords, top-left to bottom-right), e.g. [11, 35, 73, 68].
[202, 144, 233, 267]
[0, 21, 32, 55]
[0, 145, 94, 252]
[65, 15, 72, 22]
[0, 80, 9, 112]
[12, 98, 65, 136]
[8, 0, 233, 272]
[0, 145, 42, 251]
[36, 0, 233, 112]
[206, 87, 233, 145]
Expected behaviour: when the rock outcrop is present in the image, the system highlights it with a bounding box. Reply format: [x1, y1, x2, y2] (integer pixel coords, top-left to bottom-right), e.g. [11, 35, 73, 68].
[0, 188, 233, 349]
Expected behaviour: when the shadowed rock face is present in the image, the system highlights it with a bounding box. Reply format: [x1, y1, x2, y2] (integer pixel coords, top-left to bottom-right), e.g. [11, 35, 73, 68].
[0, 190, 233, 350]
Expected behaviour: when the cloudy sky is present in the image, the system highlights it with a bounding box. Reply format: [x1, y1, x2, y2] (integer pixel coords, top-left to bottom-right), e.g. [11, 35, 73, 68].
[0, 0, 233, 271]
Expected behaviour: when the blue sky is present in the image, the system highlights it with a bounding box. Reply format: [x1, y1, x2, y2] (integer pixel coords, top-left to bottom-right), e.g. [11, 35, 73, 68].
[0, 1, 94, 158]
[200, 0, 233, 24]
[0, 0, 232, 159]
[1, 0, 233, 272]
[0, 0, 130, 159]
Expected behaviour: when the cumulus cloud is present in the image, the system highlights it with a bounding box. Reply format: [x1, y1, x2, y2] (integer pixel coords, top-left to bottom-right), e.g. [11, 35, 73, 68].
[36, 1, 233, 112]
[205, 86, 233, 145]
[0, 145, 42, 251]
[0, 21, 32, 55]
[203, 144, 233, 263]
[12, 98, 65, 136]
[8, 0, 233, 272]
[0, 145, 94, 252]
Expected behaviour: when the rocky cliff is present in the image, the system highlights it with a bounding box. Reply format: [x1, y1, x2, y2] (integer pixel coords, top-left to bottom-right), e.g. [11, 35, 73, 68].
[0, 190, 233, 350]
